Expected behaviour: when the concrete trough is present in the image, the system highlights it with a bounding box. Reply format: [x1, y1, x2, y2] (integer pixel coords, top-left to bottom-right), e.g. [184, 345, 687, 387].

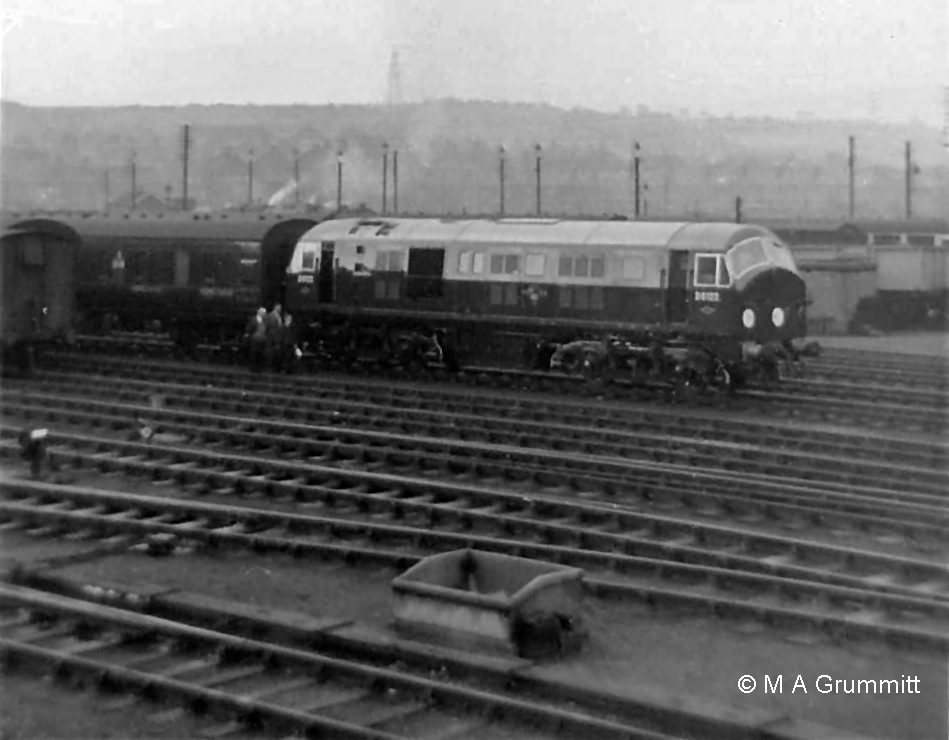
[391, 549, 586, 658]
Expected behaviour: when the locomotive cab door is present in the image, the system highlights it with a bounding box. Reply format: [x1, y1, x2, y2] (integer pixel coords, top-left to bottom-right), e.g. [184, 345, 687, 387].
[666, 250, 690, 323]
[318, 243, 336, 303]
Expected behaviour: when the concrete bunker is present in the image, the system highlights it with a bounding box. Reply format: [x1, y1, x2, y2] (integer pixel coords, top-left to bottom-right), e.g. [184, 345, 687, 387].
[392, 549, 586, 659]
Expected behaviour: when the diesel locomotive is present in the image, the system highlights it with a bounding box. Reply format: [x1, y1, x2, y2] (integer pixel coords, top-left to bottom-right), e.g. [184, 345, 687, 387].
[283, 217, 809, 386]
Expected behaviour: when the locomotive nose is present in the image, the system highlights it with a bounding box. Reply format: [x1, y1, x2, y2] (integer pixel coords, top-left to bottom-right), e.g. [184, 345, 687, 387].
[740, 268, 807, 341]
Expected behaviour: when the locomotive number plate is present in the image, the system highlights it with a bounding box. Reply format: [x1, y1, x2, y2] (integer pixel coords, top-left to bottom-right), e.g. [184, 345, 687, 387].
[298, 275, 314, 284]
[694, 291, 720, 302]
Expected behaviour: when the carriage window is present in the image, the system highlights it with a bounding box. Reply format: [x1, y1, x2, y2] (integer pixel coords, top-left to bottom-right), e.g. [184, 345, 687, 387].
[458, 251, 472, 273]
[301, 248, 317, 272]
[559, 254, 604, 278]
[472, 252, 485, 274]
[694, 255, 718, 287]
[490, 254, 505, 274]
[623, 256, 645, 280]
[525, 253, 545, 276]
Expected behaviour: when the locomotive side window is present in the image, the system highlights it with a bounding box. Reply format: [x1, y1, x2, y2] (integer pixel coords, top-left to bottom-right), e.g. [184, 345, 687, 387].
[558, 256, 572, 277]
[375, 250, 404, 272]
[472, 252, 485, 274]
[490, 253, 520, 275]
[590, 256, 605, 278]
[525, 253, 545, 277]
[458, 251, 472, 273]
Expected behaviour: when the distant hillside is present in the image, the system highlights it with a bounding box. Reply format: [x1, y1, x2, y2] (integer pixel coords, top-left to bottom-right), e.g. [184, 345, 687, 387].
[1, 99, 946, 220]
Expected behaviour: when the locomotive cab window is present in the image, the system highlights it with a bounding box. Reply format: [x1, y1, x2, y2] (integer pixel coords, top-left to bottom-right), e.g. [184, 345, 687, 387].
[725, 238, 768, 279]
[300, 247, 317, 272]
[694, 254, 730, 288]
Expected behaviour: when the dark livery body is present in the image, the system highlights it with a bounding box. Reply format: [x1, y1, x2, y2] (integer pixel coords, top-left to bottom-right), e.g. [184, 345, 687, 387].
[284, 217, 807, 382]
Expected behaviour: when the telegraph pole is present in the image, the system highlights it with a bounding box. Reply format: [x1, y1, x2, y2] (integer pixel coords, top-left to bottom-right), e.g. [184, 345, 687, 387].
[130, 150, 137, 210]
[181, 124, 190, 211]
[337, 151, 343, 211]
[247, 150, 254, 207]
[735, 196, 742, 224]
[848, 135, 856, 219]
[393, 150, 399, 213]
[294, 149, 301, 207]
[535, 144, 542, 215]
[499, 146, 506, 217]
[382, 142, 389, 214]
[633, 142, 641, 219]
[904, 141, 913, 219]
[104, 169, 110, 212]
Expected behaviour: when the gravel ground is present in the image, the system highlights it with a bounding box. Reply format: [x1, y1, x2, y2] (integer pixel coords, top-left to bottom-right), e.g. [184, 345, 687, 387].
[817, 332, 948, 357]
[0, 672, 267, 740]
[44, 549, 949, 740]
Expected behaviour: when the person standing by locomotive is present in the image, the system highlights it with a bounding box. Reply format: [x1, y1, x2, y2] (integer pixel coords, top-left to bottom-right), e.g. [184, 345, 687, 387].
[264, 303, 283, 372]
[281, 312, 301, 374]
[245, 307, 267, 372]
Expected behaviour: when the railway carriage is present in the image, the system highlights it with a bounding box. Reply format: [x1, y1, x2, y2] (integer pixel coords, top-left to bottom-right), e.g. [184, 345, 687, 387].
[9, 213, 323, 345]
[1, 219, 80, 373]
[284, 217, 809, 385]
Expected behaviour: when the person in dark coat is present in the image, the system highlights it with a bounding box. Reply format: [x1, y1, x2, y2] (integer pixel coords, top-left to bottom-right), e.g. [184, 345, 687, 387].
[281, 312, 302, 373]
[264, 303, 283, 371]
[245, 307, 267, 372]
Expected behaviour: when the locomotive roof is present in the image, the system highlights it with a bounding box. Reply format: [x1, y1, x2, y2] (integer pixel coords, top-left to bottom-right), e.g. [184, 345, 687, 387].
[301, 217, 779, 251]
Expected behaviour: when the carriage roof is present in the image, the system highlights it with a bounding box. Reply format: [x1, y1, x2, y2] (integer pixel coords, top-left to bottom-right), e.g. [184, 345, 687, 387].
[300, 218, 779, 253]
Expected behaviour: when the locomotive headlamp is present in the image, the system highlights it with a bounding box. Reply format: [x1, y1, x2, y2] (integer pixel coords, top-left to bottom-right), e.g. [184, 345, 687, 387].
[771, 307, 786, 328]
[742, 308, 756, 329]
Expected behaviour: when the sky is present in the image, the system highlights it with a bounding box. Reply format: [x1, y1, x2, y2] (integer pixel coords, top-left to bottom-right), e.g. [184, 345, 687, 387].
[1, 0, 946, 124]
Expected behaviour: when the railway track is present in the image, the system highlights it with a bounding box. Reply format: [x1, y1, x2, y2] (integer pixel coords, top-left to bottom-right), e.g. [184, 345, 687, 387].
[1, 582, 690, 740]
[2, 437, 947, 650]
[58, 339, 948, 427]
[2, 381, 949, 532]
[11, 364, 947, 487]
[807, 347, 947, 389]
